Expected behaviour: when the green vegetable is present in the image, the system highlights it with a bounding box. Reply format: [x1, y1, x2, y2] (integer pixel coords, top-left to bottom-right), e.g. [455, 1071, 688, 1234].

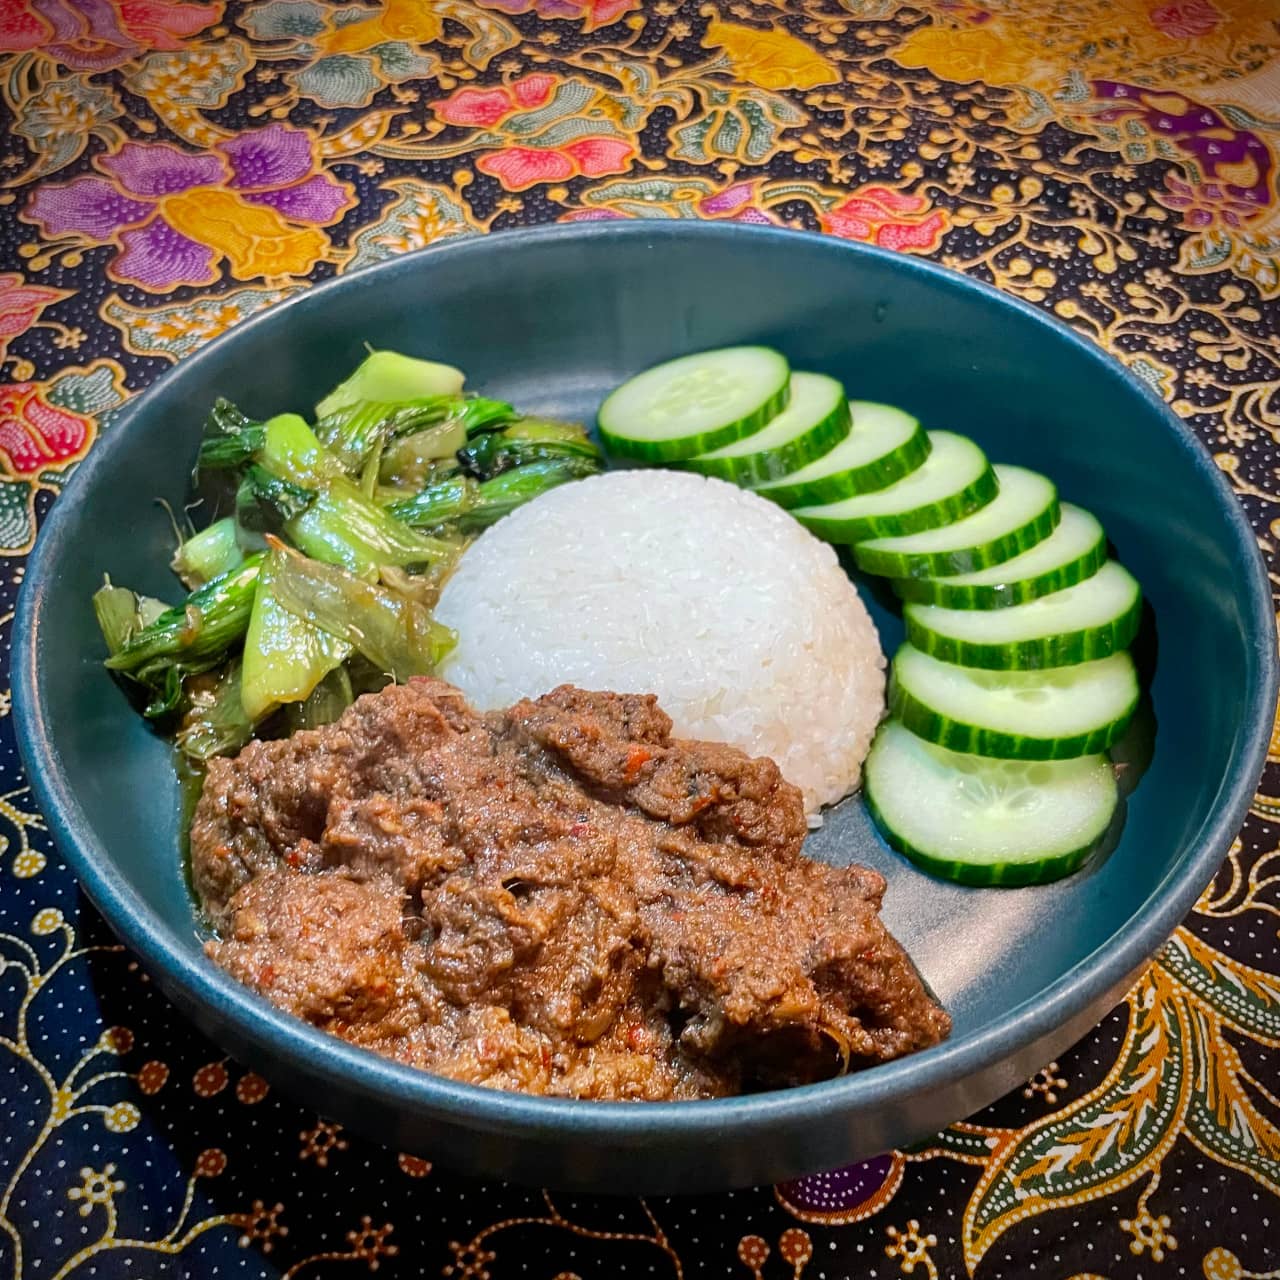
[99, 558, 262, 721]
[685, 372, 850, 487]
[382, 476, 473, 529]
[265, 542, 455, 681]
[195, 398, 265, 473]
[258, 412, 346, 489]
[754, 401, 928, 509]
[104, 555, 263, 682]
[172, 516, 242, 588]
[236, 465, 314, 535]
[313, 395, 514, 496]
[792, 431, 997, 544]
[319, 395, 515, 479]
[387, 457, 597, 531]
[865, 719, 1119, 887]
[286, 476, 455, 578]
[376, 417, 468, 488]
[246, 415, 454, 576]
[93, 580, 171, 657]
[888, 644, 1139, 760]
[317, 398, 451, 475]
[457, 420, 602, 480]
[241, 558, 351, 721]
[598, 346, 791, 462]
[176, 660, 256, 761]
[464, 458, 599, 528]
[96, 349, 605, 760]
[315, 350, 465, 419]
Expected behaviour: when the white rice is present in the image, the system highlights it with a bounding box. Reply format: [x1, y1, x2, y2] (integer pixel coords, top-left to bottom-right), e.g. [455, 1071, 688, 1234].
[435, 469, 886, 815]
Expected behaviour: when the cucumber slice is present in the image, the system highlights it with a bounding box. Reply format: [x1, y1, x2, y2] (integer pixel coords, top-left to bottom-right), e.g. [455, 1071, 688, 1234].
[755, 401, 929, 508]
[684, 372, 850, 485]
[893, 504, 1107, 609]
[865, 719, 1118, 886]
[890, 644, 1139, 759]
[792, 431, 996, 544]
[856, 465, 1059, 580]
[598, 346, 790, 462]
[904, 560, 1141, 670]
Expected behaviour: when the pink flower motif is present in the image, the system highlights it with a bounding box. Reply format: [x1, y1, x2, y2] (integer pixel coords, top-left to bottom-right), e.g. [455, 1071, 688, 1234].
[0, 273, 67, 359]
[477, 136, 634, 192]
[23, 126, 352, 291]
[0, 383, 94, 479]
[1149, 0, 1220, 37]
[433, 76, 632, 192]
[0, 0, 222, 72]
[696, 181, 779, 226]
[434, 74, 557, 129]
[1160, 172, 1258, 230]
[821, 185, 948, 252]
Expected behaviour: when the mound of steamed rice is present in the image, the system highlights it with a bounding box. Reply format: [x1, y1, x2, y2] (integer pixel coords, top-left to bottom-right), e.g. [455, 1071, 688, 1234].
[435, 469, 886, 815]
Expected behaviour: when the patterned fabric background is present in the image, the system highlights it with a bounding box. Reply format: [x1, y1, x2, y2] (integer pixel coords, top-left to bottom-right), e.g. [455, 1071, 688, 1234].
[1, 1, 1279, 1276]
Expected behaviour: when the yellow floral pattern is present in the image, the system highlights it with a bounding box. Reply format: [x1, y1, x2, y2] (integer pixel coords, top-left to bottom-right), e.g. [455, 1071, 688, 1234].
[703, 19, 839, 89]
[159, 189, 332, 282]
[0, 1, 1278, 1277]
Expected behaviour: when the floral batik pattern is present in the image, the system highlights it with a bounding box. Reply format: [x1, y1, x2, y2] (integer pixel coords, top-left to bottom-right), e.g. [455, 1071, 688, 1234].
[1, 1, 1278, 1277]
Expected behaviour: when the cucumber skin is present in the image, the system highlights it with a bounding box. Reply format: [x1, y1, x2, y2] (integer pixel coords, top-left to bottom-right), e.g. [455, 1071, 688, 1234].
[889, 678, 1139, 760]
[892, 535, 1107, 609]
[796, 464, 999, 545]
[866, 785, 1104, 885]
[903, 596, 1140, 670]
[598, 377, 790, 464]
[757, 424, 931, 509]
[855, 495, 1061, 580]
[683, 396, 851, 486]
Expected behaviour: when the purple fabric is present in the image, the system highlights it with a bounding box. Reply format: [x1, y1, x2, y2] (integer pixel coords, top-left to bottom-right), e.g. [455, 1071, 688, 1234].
[242, 174, 350, 223]
[25, 178, 152, 238]
[221, 124, 313, 191]
[113, 215, 217, 289]
[1092, 80, 1271, 203]
[99, 142, 225, 198]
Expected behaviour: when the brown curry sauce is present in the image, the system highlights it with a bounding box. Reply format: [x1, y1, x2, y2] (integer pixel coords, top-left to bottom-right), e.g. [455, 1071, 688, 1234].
[191, 680, 949, 1100]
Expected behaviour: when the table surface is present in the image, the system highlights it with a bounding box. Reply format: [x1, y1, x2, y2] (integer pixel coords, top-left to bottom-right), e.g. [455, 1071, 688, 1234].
[2, 2, 1279, 1277]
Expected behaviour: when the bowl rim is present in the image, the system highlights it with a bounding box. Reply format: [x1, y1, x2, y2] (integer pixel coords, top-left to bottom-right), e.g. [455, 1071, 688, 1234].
[13, 219, 1277, 1147]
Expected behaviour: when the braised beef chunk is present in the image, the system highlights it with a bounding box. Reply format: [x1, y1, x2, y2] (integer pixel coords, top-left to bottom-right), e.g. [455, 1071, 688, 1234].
[192, 680, 949, 1100]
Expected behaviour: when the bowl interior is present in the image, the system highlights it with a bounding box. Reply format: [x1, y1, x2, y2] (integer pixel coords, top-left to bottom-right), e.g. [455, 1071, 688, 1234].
[16, 223, 1271, 1186]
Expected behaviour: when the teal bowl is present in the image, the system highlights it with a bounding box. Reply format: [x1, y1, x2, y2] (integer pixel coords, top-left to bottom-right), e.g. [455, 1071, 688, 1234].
[13, 222, 1275, 1193]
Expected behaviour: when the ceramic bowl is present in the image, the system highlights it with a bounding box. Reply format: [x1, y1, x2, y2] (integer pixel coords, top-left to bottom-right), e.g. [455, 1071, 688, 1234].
[14, 222, 1275, 1193]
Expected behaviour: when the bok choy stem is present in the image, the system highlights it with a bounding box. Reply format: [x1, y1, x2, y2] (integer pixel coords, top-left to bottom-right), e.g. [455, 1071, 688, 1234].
[104, 554, 264, 685]
[196, 399, 265, 473]
[314, 350, 465, 419]
[240, 555, 352, 721]
[264, 541, 454, 682]
[172, 516, 242, 588]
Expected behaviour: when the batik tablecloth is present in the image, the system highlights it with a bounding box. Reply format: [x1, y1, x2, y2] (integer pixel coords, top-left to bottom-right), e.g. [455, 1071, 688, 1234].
[1, 2, 1278, 1276]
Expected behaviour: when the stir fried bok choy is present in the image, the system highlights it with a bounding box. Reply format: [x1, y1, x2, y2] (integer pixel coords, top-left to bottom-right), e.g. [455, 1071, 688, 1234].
[95, 349, 604, 766]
